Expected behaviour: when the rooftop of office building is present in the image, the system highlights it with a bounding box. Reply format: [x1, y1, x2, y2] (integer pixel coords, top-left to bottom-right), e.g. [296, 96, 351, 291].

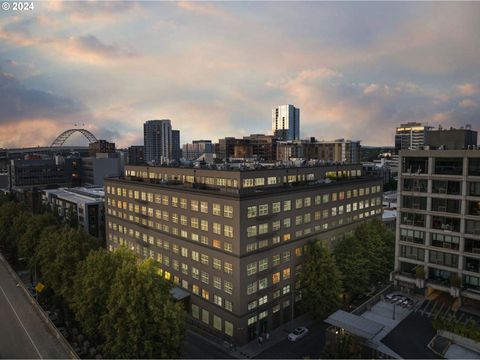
[43, 186, 105, 204]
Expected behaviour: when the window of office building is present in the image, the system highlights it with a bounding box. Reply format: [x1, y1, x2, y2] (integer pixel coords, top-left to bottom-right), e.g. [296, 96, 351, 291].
[213, 222, 221, 235]
[224, 225, 233, 238]
[284, 200, 291, 211]
[259, 204, 269, 216]
[202, 309, 209, 324]
[259, 258, 268, 272]
[247, 206, 257, 218]
[192, 304, 199, 319]
[224, 262, 233, 275]
[224, 281, 233, 295]
[259, 277, 268, 290]
[247, 262, 257, 276]
[247, 225, 257, 237]
[191, 200, 199, 212]
[224, 205, 233, 218]
[247, 282, 257, 295]
[272, 202, 281, 213]
[213, 203, 221, 216]
[213, 315, 222, 331]
[213, 276, 221, 289]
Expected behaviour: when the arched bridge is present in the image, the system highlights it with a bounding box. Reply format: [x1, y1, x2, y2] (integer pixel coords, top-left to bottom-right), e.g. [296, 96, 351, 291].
[50, 129, 98, 147]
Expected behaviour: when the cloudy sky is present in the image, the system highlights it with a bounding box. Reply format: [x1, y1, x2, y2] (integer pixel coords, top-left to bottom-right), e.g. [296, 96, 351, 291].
[1, 1, 479, 148]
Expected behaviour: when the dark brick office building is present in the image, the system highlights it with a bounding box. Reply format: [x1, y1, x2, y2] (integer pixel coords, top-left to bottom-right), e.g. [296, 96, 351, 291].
[105, 164, 382, 345]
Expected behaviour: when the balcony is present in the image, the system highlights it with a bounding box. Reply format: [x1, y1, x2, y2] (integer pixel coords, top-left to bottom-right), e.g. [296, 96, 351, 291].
[432, 216, 461, 233]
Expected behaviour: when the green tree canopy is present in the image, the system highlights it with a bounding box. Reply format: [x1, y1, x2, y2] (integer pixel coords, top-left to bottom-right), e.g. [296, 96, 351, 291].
[36, 227, 98, 299]
[0, 201, 28, 260]
[353, 219, 395, 285]
[70, 248, 136, 340]
[17, 212, 58, 268]
[333, 234, 370, 298]
[299, 241, 342, 319]
[100, 255, 185, 359]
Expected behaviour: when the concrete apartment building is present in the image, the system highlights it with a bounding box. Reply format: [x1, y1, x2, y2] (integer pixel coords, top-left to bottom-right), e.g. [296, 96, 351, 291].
[42, 186, 105, 238]
[105, 163, 382, 345]
[393, 128, 480, 308]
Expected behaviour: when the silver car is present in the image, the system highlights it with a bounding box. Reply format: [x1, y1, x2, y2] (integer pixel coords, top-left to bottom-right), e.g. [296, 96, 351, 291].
[288, 326, 309, 342]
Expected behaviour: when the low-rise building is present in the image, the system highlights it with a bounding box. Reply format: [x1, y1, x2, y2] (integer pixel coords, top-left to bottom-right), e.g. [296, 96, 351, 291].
[42, 186, 105, 238]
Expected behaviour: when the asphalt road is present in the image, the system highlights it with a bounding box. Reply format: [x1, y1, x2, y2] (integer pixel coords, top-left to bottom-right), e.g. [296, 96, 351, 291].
[256, 321, 327, 359]
[0, 258, 72, 359]
[182, 330, 234, 359]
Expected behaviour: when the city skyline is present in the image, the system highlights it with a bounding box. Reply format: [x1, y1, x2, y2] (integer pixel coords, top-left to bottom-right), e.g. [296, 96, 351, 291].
[1, 1, 479, 148]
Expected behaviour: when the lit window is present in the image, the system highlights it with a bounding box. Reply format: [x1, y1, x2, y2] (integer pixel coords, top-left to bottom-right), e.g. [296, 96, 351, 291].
[259, 204, 269, 216]
[213, 203, 221, 216]
[224, 262, 233, 275]
[224, 205, 233, 218]
[247, 206, 257, 218]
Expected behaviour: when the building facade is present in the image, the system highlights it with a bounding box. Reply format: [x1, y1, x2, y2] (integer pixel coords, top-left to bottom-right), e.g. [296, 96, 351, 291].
[395, 122, 433, 153]
[80, 154, 122, 186]
[89, 140, 116, 157]
[105, 164, 382, 345]
[42, 187, 105, 238]
[393, 148, 480, 307]
[277, 138, 360, 164]
[128, 145, 145, 165]
[183, 141, 215, 161]
[144, 119, 172, 164]
[272, 105, 300, 141]
[172, 130, 182, 161]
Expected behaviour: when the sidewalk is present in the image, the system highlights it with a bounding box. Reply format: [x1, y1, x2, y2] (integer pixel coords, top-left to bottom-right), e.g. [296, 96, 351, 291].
[232, 314, 311, 359]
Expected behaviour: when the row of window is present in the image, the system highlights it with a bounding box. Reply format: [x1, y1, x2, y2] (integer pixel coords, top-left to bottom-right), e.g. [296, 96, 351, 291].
[247, 296, 301, 327]
[246, 248, 304, 277]
[245, 187, 381, 218]
[191, 304, 234, 337]
[106, 209, 234, 252]
[242, 170, 363, 188]
[107, 223, 234, 275]
[246, 198, 380, 237]
[106, 185, 234, 218]
[107, 201, 235, 238]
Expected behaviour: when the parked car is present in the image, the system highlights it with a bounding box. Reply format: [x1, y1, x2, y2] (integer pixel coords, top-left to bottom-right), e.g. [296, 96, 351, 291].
[288, 327, 309, 342]
[385, 293, 399, 302]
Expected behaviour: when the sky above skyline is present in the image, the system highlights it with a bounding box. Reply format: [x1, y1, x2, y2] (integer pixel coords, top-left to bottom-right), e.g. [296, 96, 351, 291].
[1, 1, 479, 148]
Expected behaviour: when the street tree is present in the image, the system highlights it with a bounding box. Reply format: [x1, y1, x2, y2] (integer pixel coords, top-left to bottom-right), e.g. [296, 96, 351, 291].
[70, 248, 136, 341]
[299, 241, 342, 319]
[354, 219, 395, 285]
[17, 212, 58, 268]
[333, 234, 370, 299]
[100, 256, 185, 358]
[36, 227, 98, 299]
[0, 202, 28, 261]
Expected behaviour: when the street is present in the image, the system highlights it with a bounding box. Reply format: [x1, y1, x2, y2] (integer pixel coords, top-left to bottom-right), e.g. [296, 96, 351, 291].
[256, 321, 327, 359]
[183, 330, 234, 359]
[0, 258, 73, 359]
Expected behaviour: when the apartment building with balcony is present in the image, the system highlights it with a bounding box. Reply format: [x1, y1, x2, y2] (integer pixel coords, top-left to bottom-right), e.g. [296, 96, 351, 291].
[393, 148, 480, 307]
[105, 164, 382, 345]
